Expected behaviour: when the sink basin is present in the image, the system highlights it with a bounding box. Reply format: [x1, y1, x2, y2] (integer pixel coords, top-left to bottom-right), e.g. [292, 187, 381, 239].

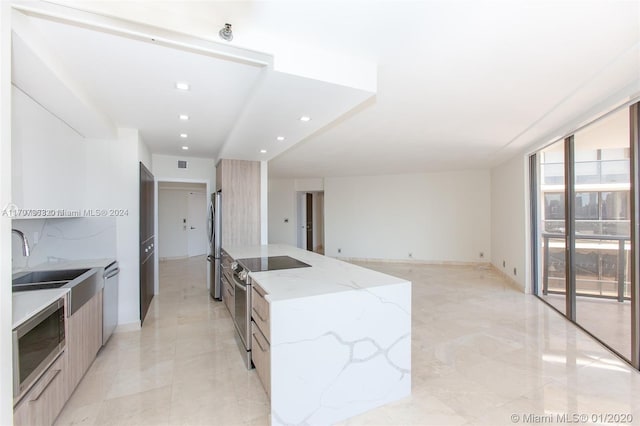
[12, 267, 101, 315]
[12, 281, 70, 292]
[12, 268, 90, 286]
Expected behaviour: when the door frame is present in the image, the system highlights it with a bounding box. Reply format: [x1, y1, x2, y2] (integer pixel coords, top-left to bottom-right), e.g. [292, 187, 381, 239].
[154, 177, 211, 295]
[296, 191, 325, 252]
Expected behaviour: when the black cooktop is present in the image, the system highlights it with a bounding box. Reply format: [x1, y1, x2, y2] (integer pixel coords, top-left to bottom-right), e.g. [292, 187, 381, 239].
[237, 256, 311, 272]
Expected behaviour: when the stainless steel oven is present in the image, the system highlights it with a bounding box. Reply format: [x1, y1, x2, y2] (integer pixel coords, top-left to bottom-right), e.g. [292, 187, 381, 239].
[13, 297, 66, 397]
[231, 261, 252, 368]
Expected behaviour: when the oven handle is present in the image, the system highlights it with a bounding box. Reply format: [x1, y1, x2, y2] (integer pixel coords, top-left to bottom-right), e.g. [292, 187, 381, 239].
[103, 267, 120, 279]
[233, 277, 248, 292]
[231, 268, 249, 291]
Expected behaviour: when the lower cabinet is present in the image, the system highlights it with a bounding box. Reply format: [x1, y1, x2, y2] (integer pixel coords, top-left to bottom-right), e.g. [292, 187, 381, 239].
[13, 351, 67, 426]
[251, 320, 271, 397]
[251, 281, 270, 397]
[66, 290, 103, 394]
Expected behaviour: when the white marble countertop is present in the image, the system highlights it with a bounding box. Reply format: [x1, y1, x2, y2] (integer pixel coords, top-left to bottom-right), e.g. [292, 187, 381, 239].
[222, 244, 409, 302]
[13, 288, 69, 329]
[13, 258, 116, 274]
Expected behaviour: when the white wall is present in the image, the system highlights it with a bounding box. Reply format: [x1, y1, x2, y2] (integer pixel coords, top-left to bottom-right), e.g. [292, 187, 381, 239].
[12, 87, 86, 211]
[490, 155, 528, 290]
[295, 178, 324, 192]
[268, 178, 327, 247]
[85, 128, 143, 326]
[11, 217, 117, 270]
[152, 153, 215, 185]
[324, 171, 491, 262]
[158, 189, 189, 259]
[0, 3, 12, 424]
[269, 172, 491, 261]
[138, 136, 152, 169]
[11, 72, 144, 327]
[268, 178, 297, 245]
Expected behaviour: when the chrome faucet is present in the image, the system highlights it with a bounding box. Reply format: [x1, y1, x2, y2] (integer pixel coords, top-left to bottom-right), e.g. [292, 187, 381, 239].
[11, 229, 30, 256]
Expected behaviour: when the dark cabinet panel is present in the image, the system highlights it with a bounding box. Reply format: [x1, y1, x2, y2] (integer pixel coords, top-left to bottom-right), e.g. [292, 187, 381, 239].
[139, 162, 155, 325]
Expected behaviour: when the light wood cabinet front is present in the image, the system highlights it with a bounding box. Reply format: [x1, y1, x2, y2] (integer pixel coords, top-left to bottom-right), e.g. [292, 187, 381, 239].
[13, 352, 67, 426]
[251, 321, 270, 398]
[251, 281, 270, 396]
[216, 159, 261, 248]
[66, 290, 103, 395]
[251, 283, 270, 342]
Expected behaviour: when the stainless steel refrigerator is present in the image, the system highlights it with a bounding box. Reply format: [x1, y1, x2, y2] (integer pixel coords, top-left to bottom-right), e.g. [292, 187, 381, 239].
[207, 191, 222, 300]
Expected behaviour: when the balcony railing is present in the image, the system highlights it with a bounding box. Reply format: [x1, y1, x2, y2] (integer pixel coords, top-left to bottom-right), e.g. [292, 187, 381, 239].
[542, 232, 630, 302]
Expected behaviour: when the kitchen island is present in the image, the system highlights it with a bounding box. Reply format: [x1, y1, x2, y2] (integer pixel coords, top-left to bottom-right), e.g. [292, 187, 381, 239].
[223, 244, 411, 425]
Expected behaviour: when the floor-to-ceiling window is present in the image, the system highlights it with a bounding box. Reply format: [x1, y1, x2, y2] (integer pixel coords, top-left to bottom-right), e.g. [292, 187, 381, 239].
[533, 103, 639, 367]
[538, 140, 567, 315]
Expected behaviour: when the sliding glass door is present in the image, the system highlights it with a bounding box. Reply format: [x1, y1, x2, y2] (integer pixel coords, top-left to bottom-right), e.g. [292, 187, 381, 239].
[573, 108, 631, 360]
[538, 141, 567, 315]
[533, 103, 638, 367]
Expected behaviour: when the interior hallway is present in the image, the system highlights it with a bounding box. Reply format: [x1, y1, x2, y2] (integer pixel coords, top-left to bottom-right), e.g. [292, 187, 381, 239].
[54, 257, 640, 425]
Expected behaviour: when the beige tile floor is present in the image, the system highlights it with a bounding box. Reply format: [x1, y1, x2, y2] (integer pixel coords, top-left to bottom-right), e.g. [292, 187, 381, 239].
[542, 293, 631, 361]
[55, 256, 640, 426]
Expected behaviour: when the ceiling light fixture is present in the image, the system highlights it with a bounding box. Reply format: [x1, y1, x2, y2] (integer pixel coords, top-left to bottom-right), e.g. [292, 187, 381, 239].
[179, 114, 189, 120]
[176, 82, 190, 91]
[276, 136, 285, 141]
[299, 116, 311, 122]
[180, 133, 188, 138]
[260, 149, 267, 154]
[219, 23, 233, 42]
[182, 146, 189, 150]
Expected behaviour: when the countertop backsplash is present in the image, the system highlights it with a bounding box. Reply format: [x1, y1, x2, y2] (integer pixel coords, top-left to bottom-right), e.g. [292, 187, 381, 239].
[11, 217, 117, 271]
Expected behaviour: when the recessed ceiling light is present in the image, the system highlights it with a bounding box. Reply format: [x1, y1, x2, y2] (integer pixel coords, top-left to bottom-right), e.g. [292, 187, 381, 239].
[175, 82, 190, 91]
[182, 146, 189, 150]
[180, 133, 188, 138]
[260, 149, 267, 154]
[179, 114, 189, 120]
[299, 116, 311, 122]
[276, 136, 285, 141]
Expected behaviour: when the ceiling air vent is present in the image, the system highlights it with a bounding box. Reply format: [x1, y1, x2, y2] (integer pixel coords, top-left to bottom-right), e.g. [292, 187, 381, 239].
[177, 160, 188, 169]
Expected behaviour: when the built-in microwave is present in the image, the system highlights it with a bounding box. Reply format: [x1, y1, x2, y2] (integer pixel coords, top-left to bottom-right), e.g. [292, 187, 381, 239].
[13, 297, 66, 399]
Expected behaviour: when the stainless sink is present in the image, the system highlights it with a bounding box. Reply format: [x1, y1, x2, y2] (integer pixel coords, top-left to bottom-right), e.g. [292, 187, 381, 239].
[12, 269, 90, 286]
[12, 268, 101, 315]
[12, 281, 70, 292]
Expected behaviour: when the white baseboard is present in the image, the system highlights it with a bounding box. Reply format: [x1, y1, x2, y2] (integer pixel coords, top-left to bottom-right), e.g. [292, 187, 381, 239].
[338, 256, 491, 267]
[489, 263, 525, 293]
[335, 256, 525, 293]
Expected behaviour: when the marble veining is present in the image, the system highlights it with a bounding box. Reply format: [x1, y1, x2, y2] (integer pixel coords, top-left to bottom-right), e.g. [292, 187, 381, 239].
[11, 217, 116, 271]
[269, 279, 412, 425]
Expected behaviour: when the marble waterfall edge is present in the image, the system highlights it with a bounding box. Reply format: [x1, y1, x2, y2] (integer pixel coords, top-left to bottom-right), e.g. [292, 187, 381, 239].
[270, 281, 411, 425]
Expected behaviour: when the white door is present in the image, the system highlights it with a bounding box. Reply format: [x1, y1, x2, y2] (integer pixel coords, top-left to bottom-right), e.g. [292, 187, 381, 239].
[187, 192, 208, 257]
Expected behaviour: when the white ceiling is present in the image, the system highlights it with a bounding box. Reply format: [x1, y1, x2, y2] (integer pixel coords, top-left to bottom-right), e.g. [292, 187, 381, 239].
[21, 1, 640, 177]
[11, 3, 372, 161]
[20, 15, 264, 158]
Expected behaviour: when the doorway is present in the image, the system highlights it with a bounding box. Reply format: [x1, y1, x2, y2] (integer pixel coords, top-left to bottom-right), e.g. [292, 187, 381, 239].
[297, 191, 325, 254]
[158, 182, 208, 259]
